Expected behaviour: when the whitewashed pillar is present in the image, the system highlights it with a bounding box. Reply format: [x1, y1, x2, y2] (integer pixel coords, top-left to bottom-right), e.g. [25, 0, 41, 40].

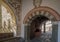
[58, 21, 60, 42]
[52, 21, 58, 42]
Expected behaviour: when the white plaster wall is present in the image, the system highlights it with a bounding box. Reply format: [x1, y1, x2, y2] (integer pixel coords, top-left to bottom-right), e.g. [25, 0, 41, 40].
[41, 0, 60, 14]
[21, 0, 60, 38]
[21, 0, 34, 38]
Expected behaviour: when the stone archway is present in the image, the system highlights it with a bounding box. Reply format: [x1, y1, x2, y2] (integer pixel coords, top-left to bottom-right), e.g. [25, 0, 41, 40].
[23, 6, 60, 24]
[23, 6, 60, 42]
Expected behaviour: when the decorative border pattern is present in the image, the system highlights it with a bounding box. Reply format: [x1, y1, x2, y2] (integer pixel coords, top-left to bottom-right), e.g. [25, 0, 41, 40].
[23, 6, 60, 24]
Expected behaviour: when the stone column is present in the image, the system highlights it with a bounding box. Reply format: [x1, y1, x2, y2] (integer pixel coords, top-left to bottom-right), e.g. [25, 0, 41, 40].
[16, 6, 22, 37]
[58, 21, 60, 42]
[52, 21, 58, 42]
[24, 24, 30, 42]
[44, 22, 46, 33]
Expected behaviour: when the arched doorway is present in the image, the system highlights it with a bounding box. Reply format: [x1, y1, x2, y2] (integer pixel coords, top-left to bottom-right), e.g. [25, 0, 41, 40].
[30, 15, 49, 39]
[23, 6, 60, 42]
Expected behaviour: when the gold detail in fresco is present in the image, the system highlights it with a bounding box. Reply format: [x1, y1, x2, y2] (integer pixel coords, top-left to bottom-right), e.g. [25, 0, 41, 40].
[0, 1, 17, 34]
[3, 0, 22, 36]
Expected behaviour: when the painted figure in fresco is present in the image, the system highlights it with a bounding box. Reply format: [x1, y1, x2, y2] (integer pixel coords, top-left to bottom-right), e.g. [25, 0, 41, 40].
[31, 29, 42, 42]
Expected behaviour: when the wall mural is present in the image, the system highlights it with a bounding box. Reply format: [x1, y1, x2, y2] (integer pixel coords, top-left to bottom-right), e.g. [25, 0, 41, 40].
[5, 0, 21, 20]
[3, 0, 22, 36]
[0, 5, 17, 36]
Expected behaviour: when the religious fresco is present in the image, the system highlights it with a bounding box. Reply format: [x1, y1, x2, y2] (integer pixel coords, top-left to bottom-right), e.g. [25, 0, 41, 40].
[0, 5, 17, 36]
[3, 0, 22, 36]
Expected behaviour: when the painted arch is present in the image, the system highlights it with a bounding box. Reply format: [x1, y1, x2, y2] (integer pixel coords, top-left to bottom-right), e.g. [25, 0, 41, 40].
[23, 6, 60, 24]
